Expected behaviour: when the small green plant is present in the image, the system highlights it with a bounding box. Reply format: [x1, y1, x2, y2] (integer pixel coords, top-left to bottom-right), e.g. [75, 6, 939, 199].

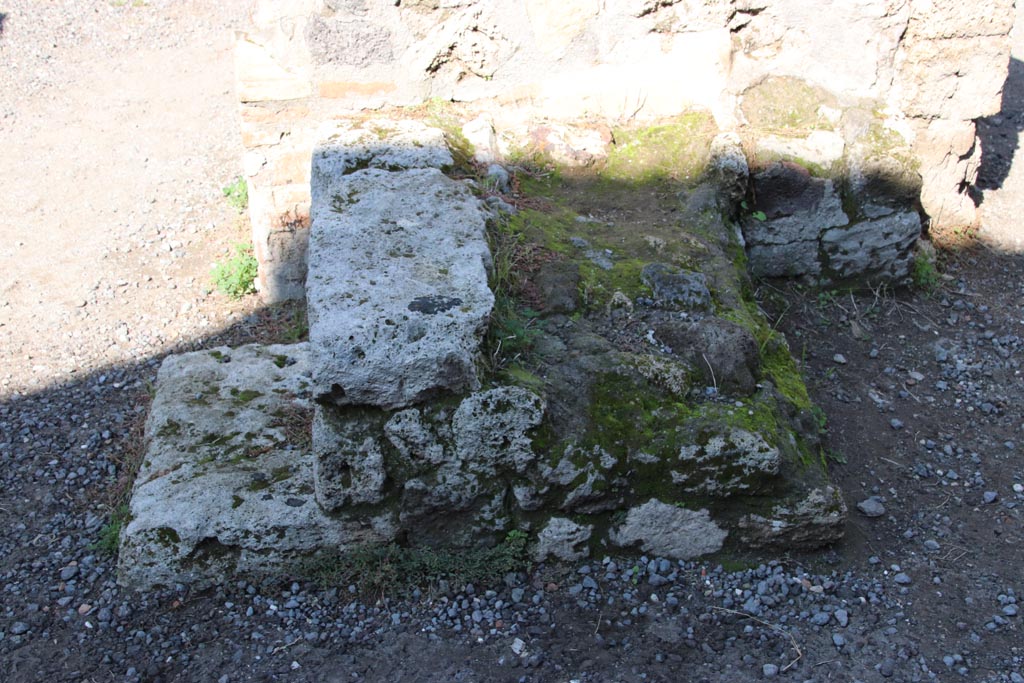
[211, 243, 258, 299]
[222, 176, 248, 213]
[93, 504, 131, 556]
[740, 200, 767, 222]
[816, 289, 838, 309]
[283, 308, 308, 342]
[824, 448, 847, 464]
[911, 254, 939, 293]
[482, 214, 544, 372]
[811, 405, 828, 433]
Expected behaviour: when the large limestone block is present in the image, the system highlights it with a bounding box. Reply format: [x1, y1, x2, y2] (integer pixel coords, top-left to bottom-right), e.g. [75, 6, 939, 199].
[894, 35, 1012, 121]
[914, 119, 982, 227]
[118, 344, 396, 591]
[307, 165, 493, 409]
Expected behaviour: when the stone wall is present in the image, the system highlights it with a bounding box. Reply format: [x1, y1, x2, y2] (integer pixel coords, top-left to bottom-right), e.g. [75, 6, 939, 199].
[234, 0, 1014, 300]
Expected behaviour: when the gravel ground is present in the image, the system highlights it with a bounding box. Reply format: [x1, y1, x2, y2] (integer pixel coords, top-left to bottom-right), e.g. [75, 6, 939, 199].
[1, 2, 1023, 682]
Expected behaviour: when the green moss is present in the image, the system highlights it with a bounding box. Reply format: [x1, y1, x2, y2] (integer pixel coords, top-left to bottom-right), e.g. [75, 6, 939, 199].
[229, 388, 263, 405]
[601, 112, 717, 184]
[500, 365, 546, 393]
[155, 526, 181, 547]
[722, 300, 812, 412]
[156, 420, 181, 438]
[272, 354, 289, 368]
[231, 495, 244, 509]
[741, 77, 838, 133]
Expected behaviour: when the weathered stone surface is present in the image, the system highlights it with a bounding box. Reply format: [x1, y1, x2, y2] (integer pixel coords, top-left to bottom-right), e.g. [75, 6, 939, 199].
[532, 517, 593, 562]
[913, 118, 982, 229]
[311, 120, 453, 184]
[462, 117, 499, 163]
[641, 263, 711, 310]
[312, 406, 388, 512]
[118, 343, 396, 590]
[706, 132, 749, 210]
[845, 138, 922, 220]
[508, 123, 612, 168]
[451, 387, 546, 475]
[307, 166, 493, 409]
[234, 36, 312, 102]
[744, 162, 848, 278]
[313, 386, 545, 522]
[653, 317, 760, 395]
[672, 428, 780, 496]
[610, 499, 728, 559]
[754, 131, 846, 170]
[822, 212, 921, 282]
[535, 261, 581, 314]
[738, 486, 847, 549]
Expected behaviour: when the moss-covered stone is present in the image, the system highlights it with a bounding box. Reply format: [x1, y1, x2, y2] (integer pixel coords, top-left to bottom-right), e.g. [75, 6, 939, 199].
[741, 77, 839, 134]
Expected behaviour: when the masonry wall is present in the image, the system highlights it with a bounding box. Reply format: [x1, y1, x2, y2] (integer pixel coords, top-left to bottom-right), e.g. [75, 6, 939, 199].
[234, 0, 1014, 301]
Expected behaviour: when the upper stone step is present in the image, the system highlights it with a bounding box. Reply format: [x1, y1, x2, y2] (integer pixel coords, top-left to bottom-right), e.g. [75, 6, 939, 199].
[308, 123, 493, 410]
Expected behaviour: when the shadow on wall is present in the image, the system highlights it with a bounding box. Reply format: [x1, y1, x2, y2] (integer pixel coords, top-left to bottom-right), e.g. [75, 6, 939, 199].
[0, 13, 6, 37]
[976, 57, 1024, 194]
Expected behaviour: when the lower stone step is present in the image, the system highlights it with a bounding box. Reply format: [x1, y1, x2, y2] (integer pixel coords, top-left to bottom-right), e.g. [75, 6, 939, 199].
[117, 343, 394, 591]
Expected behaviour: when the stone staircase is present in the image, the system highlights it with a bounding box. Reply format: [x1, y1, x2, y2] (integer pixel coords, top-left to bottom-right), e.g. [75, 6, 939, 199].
[119, 120, 846, 590]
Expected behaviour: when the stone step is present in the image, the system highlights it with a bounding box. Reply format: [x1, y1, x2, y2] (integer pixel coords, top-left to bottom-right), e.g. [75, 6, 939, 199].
[307, 122, 493, 410]
[118, 343, 395, 591]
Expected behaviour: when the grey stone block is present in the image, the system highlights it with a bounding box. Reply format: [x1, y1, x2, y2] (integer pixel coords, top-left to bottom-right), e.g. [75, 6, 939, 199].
[307, 165, 493, 409]
[118, 343, 396, 591]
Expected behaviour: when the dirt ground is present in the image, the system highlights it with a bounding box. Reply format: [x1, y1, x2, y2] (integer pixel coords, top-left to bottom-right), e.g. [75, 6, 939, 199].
[1, 2, 1022, 682]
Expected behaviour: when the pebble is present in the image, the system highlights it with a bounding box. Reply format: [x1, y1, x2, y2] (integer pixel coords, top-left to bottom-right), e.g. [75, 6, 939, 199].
[762, 663, 779, 677]
[894, 573, 912, 585]
[833, 354, 847, 364]
[835, 609, 849, 627]
[857, 497, 886, 517]
[983, 491, 999, 504]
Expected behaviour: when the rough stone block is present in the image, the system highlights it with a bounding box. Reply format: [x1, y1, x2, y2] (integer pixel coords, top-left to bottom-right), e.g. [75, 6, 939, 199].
[308, 164, 493, 409]
[743, 161, 848, 278]
[311, 120, 452, 185]
[532, 518, 593, 562]
[822, 211, 921, 281]
[610, 499, 728, 559]
[313, 387, 545, 517]
[118, 344, 395, 591]
[739, 486, 847, 549]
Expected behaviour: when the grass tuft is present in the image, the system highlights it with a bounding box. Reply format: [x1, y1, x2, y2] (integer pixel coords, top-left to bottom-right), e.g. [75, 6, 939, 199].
[222, 176, 248, 213]
[211, 243, 258, 300]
